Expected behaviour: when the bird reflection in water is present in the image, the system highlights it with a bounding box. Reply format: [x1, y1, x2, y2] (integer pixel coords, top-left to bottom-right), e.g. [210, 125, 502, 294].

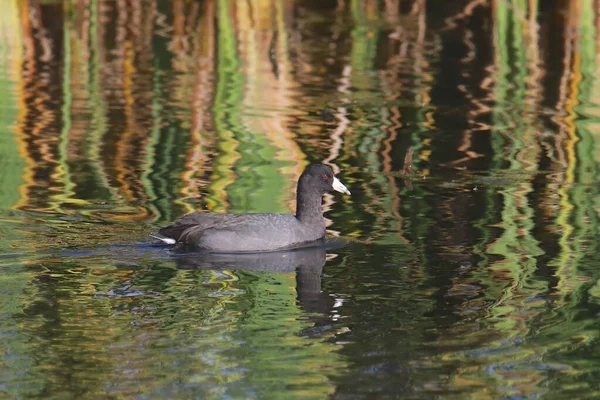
[172, 241, 343, 329]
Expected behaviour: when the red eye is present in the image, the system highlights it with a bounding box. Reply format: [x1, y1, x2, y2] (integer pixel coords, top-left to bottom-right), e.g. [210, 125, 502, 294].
[322, 175, 328, 180]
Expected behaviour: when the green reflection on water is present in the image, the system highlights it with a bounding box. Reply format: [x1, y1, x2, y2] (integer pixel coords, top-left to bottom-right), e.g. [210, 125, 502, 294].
[0, 2, 24, 212]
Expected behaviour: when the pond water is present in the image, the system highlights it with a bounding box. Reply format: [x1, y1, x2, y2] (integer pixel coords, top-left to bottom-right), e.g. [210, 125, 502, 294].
[2, 0, 600, 398]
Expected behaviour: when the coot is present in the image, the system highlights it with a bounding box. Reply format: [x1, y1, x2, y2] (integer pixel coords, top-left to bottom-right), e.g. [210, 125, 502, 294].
[151, 164, 350, 252]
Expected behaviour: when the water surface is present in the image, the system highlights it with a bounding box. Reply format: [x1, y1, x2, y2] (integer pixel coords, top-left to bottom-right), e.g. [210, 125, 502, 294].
[2, 1, 600, 398]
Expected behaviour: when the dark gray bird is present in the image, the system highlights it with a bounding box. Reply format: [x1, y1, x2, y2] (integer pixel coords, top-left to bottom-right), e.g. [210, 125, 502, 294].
[150, 164, 351, 252]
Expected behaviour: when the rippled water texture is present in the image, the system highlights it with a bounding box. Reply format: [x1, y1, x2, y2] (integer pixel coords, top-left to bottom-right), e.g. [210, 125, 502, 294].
[2, 1, 600, 398]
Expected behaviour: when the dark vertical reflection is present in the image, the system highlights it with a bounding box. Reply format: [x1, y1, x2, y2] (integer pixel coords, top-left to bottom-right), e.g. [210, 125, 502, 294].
[18, 1, 64, 213]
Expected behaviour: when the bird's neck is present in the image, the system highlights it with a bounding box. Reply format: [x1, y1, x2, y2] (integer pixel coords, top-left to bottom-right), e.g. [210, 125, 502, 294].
[295, 186, 324, 225]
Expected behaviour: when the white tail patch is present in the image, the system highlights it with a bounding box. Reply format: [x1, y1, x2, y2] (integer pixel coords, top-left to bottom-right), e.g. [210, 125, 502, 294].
[149, 233, 176, 245]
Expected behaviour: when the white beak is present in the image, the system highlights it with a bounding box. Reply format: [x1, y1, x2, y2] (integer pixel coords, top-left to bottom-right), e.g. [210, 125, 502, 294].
[332, 177, 351, 195]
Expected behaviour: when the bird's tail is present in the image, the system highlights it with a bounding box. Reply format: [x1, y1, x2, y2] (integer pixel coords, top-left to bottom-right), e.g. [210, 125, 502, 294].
[149, 233, 176, 245]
